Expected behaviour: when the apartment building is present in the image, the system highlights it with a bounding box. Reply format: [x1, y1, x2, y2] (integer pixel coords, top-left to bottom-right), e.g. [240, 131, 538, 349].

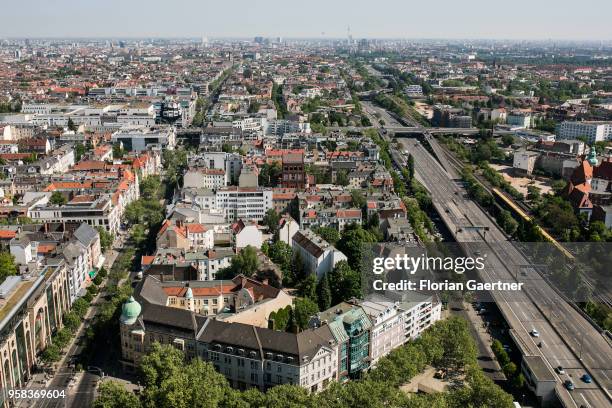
[315, 303, 372, 380]
[120, 281, 338, 393]
[143, 247, 235, 281]
[556, 121, 612, 144]
[28, 195, 121, 235]
[292, 229, 347, 278]
[0, 263, 71, 407]
[215, 187, 273, 222]
[183, 168, 228, 189]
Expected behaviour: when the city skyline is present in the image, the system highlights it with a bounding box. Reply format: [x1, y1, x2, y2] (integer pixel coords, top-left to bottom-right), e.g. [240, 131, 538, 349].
[2, 0, 612, 41]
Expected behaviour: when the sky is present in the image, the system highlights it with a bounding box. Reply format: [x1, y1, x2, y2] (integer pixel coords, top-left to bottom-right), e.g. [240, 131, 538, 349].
[2, 0, 611, 41]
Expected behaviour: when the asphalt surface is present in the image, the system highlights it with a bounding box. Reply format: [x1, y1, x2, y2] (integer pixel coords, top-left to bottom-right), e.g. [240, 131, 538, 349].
[396, 135, 612, 408]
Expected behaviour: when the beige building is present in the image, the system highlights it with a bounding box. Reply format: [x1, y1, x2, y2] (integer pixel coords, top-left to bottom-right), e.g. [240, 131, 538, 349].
[0, 263, 70, 406]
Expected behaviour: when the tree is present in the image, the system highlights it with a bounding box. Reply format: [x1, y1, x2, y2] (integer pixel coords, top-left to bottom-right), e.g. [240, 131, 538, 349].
[336, 170, 349, 187]
[328, 261, 361, 305]
[293, 298, 319, 330]
[259, 162, 282, 187]
[313, 226, 340, 245]
[336, 225, 376, 271]
[41, 343, 61, 363]
[316, 273, 332, 311]
[527, 185, 541, 201]
[67, 118, 77, 131]
[93, 381, 142, 408]
[501, 134, 514, 147]
[97, 227, 114, 251]
[63, 311, 81, 332]
[269, 305, 291, 331]
[350, 190, 366, 209]
[0, 251, 18, 283]
[297, 274, 317, 301]
[74, 142, 86, 162]
[450, 367, 514, 408]
[286, 307, 298, 334]
[219, 246, 259, 278]
[50, 191, 67, 206]
[112, 143, 124, 159]
[407, 154, 415, 181]
[140, 343, 229, 408]
[262, 209, 281, 236]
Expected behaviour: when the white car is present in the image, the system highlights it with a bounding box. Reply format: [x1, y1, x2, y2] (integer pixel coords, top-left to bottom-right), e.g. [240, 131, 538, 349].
[531, 329, 540, 337]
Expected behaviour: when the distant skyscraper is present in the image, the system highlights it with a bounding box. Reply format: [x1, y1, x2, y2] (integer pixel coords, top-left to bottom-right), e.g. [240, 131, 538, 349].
[202, 36, 209, 47]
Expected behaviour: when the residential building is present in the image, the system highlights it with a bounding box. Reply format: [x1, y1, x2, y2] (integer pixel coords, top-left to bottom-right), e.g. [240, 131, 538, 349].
[232, 220, 263, 250]
[556, 121, 612, 144]
[292, 229, 347, 278]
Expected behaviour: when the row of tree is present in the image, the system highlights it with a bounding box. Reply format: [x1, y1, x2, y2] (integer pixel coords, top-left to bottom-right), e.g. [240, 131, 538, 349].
[93, 317, 515, 408]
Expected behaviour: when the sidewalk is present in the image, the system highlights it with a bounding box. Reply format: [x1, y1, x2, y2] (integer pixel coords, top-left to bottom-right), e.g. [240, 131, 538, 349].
[451, 300, 505, 381]
[16, 237, 125, 408]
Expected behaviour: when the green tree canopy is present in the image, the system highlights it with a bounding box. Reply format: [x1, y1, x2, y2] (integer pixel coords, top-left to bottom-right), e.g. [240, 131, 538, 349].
[93, 381, 141, 408]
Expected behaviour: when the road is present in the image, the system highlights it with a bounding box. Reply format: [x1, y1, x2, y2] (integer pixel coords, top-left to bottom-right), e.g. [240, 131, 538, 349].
[396, 135, 612, 408]
[20, 234, 127, 408]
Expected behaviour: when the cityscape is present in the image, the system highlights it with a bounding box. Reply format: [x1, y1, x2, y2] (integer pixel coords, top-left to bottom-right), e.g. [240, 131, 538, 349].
[0, 3, 611, 408]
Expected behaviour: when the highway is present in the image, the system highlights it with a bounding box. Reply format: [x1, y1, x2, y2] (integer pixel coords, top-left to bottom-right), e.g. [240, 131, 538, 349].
[395, 135, 612, 408]
[362, 98, 612, 407]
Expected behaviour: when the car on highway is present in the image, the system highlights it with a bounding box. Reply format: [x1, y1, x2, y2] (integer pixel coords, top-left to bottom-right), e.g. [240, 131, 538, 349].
[565, 380, 575, 391]
[530, 329, 539, 337]
[581, 374, 592, 383]
[556, 366, 566, 375]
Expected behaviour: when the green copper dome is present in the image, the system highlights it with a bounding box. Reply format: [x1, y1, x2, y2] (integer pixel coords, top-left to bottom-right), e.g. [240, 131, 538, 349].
[588, 147, 598, 166]
[120, 296, 141, 325]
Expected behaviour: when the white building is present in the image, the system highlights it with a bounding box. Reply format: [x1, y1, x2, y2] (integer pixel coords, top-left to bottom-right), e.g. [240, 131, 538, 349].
[278, 215, 300, 247]
[28, 196, 121, 235]
[292, 229, 347, 278]
[183, 168, 228, 189]
[111, 126, 176, 152]
[232, 220, 263, 250]
[266, 120, 311, 136]
[512, 150, 539, 175]
[507, 112, 533, 129]
[404, 85, 423, 97]
[215, 187, 273, 222]
[359, 297, 405, 365]
[556, 121, 612, 144]
[195, 152, 242, 184]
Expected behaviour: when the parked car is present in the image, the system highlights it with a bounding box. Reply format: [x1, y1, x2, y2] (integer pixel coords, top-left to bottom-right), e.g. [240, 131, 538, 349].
[565, 380, 575, 390]
[581, 374, 592, 383]
[556, 366, 566, 375]
[531, 329, 539, 337]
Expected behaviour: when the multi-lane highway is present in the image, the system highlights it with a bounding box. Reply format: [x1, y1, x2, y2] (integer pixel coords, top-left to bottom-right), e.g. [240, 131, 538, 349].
[395, 135, 612, 408]
[363, 99, 611, 407]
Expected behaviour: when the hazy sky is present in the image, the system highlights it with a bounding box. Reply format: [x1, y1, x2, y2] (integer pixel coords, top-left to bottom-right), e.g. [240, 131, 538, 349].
[2, 0, 611, 40]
